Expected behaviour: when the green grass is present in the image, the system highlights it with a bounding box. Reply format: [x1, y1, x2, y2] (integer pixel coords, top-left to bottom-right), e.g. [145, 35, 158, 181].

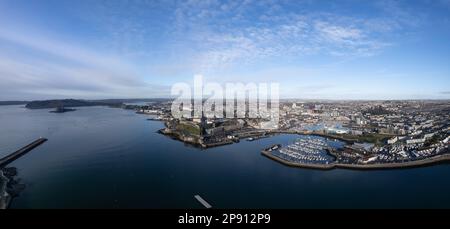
[176, 123, 201, 136]
[326, 133, 391, 145]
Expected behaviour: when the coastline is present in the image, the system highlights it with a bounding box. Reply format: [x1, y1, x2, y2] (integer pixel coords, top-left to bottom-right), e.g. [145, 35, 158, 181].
[157, 120, 450, 171]
[261, 150, 450, 170]
[158, 129, 234, 148]
[0, 171, 11, 209]
[158, 127, 354, 149]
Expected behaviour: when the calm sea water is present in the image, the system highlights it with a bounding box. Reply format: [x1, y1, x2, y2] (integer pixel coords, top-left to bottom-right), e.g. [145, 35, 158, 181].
[1, 105, 450, 208]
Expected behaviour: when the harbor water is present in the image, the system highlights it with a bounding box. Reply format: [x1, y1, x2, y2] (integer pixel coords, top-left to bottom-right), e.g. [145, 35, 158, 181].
[1, 105, 450, 208]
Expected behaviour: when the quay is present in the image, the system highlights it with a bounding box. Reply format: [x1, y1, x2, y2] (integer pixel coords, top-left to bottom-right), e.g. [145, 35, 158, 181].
[0, 138, 48, 168]
[262, 150, 334, 170]
[146, 118, 161, 121]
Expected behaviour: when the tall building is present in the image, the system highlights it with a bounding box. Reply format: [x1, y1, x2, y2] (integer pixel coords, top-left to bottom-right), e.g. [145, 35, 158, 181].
[200, 110, 207, 136]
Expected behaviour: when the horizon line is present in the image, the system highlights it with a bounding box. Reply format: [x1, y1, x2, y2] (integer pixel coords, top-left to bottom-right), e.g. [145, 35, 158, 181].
[2, 98, 450, 102]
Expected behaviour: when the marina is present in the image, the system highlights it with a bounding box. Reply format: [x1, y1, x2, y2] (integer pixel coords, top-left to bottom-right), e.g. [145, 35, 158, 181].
[261, 133, 450, 170]
[270, 136, 336, 165]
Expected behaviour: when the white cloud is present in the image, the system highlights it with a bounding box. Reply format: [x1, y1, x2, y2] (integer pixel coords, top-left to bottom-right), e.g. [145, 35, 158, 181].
[0, 0, 432, 100]
[168, 1, 412, 73]
[315, 21, 363, 43]
[0, 27, 168, 100]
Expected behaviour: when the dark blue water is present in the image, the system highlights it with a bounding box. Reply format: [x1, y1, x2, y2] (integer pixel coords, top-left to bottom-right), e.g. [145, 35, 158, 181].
[1, 105, 450, 208]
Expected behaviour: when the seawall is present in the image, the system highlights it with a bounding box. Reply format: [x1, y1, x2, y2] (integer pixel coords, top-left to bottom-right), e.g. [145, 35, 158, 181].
[261, 150, 450, 170]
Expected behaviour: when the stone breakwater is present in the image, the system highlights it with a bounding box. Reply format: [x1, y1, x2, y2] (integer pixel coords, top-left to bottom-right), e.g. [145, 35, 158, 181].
[262, 150, 450, 170]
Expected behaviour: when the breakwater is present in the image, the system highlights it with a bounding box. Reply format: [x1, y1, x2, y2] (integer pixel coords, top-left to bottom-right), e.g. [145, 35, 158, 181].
[0, 138, 47, 168]
[262, 150, 450, 170]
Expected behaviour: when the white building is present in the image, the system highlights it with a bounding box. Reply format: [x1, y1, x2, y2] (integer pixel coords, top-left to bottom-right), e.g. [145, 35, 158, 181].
[387, 137, 398, 144]
[406, 138, 425, 144]
[443, 136, 450, 144]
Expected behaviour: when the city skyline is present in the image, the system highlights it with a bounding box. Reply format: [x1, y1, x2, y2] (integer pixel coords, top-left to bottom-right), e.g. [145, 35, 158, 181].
[0, 0, 450, 100]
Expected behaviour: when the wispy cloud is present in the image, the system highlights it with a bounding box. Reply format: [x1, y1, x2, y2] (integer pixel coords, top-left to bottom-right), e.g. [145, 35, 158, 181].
[315, 21, 363, 43]
[168, 0, 413, 72]
[0, 0, 445, 100]
[0, 26, 168, 100]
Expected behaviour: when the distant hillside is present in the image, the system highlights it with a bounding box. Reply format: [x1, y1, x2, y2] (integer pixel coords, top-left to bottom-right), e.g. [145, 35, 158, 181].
[25, 99, 123, 109]
[0, 101, 29, 106]
[364, 106, 394, 115]
[93, 98, 172, 104]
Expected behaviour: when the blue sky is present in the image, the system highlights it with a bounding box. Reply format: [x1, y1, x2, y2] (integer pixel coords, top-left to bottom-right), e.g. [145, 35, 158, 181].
[0, 0, 449, 100]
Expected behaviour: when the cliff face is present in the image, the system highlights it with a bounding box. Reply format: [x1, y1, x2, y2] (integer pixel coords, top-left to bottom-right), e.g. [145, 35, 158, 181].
[160, 128, 203, 146]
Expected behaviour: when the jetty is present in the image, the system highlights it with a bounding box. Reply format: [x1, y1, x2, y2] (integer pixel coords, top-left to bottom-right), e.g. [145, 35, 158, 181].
[0, 138, 47, 168]
[194, 195, 212, 209]
[0, 137, 47, 209]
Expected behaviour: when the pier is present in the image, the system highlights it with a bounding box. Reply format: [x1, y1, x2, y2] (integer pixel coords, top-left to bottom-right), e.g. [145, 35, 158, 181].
[0, 138, 47, 168]
[0, 137, 47, 209]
